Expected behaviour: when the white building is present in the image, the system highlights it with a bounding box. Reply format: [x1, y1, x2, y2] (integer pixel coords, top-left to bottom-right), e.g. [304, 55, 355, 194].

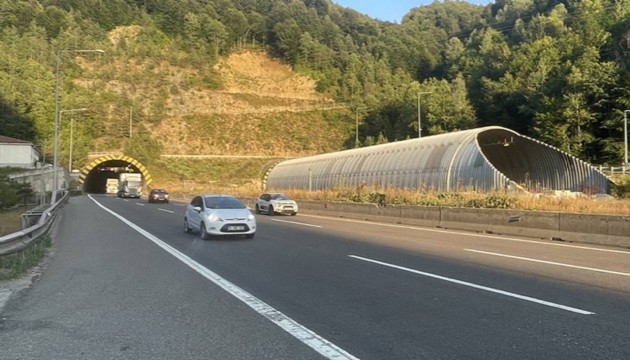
[0, 135, 40, 168]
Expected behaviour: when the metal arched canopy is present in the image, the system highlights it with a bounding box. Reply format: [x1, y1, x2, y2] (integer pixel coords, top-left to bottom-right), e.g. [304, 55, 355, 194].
[265, 126, 612, 194]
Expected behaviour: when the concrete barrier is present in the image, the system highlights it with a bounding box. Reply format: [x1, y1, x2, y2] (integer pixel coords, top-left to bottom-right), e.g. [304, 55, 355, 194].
[298, 200, 382, 220]
[559, 213, 630, 247]
[295, 200, 630, 248]
[486, 209, 561, 240]
[391, 205, 441, 228]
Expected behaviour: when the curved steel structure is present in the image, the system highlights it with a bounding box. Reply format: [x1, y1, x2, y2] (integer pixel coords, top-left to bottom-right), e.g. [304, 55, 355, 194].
[266, 126, 612, 193]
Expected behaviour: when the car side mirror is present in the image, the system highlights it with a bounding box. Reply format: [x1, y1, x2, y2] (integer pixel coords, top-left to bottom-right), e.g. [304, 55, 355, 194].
[193, 206, 202, 212]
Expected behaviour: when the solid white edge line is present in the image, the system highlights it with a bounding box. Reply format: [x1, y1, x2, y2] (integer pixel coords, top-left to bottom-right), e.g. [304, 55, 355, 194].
[302, 214, 630, 255]
[88, 195, 358, 360]
[349, 255, 595, 315]
[465, 249, 630, 277]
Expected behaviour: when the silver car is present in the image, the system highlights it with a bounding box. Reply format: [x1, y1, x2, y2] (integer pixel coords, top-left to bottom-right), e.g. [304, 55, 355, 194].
[255, 193, 298, 216]
[184, 194, 256, 239]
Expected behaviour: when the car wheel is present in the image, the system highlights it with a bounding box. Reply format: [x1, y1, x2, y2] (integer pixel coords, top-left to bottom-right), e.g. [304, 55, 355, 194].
[165, 200, 169, 204]
[184, 218, 192, 233]
[268, 205, 274, 216]
[245, 233, 255, 239]
[291, 212, 297, 216]
[200, 223, 210, 240]
[255, 204, 261, 214]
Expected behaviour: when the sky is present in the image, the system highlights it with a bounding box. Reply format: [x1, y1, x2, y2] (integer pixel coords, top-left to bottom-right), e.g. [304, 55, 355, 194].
[332, 0, 490, 23]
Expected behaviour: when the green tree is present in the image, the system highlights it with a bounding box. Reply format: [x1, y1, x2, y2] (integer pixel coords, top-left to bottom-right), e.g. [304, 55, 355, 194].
[125, 129, 162, 166]
[272, 19, 302, 65]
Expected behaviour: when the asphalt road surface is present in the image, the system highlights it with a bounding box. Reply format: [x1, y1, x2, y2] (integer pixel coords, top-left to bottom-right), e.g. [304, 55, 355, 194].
[1, 194, 629, 359]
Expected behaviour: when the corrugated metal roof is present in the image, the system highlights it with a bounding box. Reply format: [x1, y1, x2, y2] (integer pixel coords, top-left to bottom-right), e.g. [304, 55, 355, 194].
[0, 135, 31, 144]
[266, 126, 612, 194]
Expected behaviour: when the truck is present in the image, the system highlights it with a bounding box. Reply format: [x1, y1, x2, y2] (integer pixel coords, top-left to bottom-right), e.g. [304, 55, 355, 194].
[117, 173, 143, 198]
[106, 178, 119, 194]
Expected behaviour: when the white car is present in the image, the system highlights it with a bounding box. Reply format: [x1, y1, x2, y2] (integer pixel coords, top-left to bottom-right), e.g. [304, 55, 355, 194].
[184, 194, 256, 239]
[255, 193, 298, 216]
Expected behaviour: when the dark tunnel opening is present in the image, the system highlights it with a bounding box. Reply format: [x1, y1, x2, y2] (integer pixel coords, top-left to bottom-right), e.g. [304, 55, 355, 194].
[82, 160, 142, 194]
[477, 129, 553, 188]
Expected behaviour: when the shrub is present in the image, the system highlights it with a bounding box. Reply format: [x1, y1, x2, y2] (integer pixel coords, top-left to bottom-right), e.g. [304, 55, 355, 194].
[611, 176, 630, 199]
[0, 176, 31, 209]
[0, 234, 51, 280]
[485, 195, 518, 209]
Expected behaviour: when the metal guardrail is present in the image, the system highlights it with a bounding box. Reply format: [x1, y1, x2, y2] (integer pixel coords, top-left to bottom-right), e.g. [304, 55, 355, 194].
[0, 192, 68, 256]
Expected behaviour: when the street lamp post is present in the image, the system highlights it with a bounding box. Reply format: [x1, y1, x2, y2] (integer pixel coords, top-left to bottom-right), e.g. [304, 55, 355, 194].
[624, 110, 629, 166]
[417, 92, 432, 138]
[60, 108, 88, 172]
[52, 49, 104, 204]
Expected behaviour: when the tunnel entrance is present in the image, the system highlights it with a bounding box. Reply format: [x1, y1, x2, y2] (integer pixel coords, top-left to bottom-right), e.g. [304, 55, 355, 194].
[78, 155, 152, 194]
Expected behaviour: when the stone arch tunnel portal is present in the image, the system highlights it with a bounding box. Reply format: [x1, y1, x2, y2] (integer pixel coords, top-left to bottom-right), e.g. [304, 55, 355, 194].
[78, 155, 153, 194]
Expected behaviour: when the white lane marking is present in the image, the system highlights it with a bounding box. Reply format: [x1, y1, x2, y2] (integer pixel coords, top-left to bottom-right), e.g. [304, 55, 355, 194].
[465, 249, 630, 277]
[88, 195, 357, 360]
[136, 203, 145, 206]
[271, 218, 322, 228]
[302, 214, 630, 255]
[158, 208, 174, 214]
[349, 255, 595, 315]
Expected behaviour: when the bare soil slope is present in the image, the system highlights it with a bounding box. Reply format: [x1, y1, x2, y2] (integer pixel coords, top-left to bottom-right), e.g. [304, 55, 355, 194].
[148, 51, 345, 156]
[95, 26, 349, 158]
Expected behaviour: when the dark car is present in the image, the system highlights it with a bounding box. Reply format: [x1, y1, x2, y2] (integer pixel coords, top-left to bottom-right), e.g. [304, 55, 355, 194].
[148, 189, 169, 203]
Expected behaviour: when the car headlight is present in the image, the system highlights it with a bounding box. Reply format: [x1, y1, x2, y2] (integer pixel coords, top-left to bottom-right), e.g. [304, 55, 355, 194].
[247, 214, 255, 221]
[208, 213, 223, 222]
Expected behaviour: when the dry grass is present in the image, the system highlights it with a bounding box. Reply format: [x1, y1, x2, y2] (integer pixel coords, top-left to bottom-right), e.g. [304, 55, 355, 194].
[151, 164, 630, 216]
[234, 186, 630, 216]
[0, 207, 28, 236]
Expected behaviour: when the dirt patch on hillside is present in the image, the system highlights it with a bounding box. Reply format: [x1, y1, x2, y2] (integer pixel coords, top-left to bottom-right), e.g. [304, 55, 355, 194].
[162, 51, 329, 116]
[96, 26, 344, 157]
[215, 52, 322, 101]
[147, 51, 339, 155]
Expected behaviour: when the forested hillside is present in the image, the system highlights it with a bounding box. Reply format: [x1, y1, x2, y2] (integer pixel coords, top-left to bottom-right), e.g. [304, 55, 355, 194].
[0, 0, 629, 169]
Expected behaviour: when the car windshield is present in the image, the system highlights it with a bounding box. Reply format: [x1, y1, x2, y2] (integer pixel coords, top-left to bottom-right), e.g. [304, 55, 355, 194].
[271, 194, 290, 200]
[204, 196, 245, 209]
[153, 189, 167, 193]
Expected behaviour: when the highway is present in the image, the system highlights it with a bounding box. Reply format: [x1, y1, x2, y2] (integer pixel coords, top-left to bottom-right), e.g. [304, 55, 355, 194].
[1, 194, 629, 359]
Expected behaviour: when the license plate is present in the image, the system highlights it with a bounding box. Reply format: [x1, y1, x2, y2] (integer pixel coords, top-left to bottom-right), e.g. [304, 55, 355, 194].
[228, 226, 245, 231]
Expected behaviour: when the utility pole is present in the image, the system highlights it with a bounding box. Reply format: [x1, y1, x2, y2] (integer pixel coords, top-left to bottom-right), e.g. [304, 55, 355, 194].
[355, 108, 359, 148]
[624, 110, 629, 165]
[417, 92, 432, 138]
[355, 106, 366, 148]
[60, 108, 88, 173]
[129, 107, 133, 139]
[52, 48, 104, 204]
